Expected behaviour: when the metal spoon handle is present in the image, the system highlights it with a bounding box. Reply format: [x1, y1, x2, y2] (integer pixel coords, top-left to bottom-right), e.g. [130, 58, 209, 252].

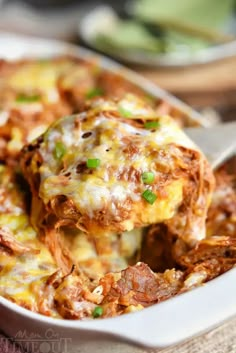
[185, 121, 236, 169]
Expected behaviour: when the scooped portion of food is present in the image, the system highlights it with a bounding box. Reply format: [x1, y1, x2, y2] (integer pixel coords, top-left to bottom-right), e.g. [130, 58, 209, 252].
[21, 94, 214, 247]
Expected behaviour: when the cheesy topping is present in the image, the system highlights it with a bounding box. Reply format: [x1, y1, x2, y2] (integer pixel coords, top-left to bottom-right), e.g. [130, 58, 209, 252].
[0, 165, 57, 312]
[7, 60, 72, 103]
[21, 94, 213, 244]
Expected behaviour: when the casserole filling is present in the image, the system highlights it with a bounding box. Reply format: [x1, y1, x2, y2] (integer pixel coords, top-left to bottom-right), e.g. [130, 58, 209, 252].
[0, 57, 197, 163]
[0, 57, 235, 320]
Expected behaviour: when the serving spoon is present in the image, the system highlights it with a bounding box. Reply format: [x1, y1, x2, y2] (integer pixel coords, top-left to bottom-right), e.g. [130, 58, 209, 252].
[185, 121, 236, 170]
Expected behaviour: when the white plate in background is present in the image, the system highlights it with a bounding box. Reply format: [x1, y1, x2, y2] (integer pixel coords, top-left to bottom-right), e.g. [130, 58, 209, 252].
[78, 5, 236, 68]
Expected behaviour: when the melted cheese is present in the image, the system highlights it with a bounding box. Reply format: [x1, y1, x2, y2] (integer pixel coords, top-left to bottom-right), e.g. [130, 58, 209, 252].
[0, 166, 56, 310]
[7, 60, 73, 103]
[35, 95, 196, 235]
[0, 242, 56, 309]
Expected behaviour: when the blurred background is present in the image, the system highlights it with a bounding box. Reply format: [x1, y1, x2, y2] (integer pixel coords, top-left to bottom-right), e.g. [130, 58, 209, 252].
[1, 0, 236, 123]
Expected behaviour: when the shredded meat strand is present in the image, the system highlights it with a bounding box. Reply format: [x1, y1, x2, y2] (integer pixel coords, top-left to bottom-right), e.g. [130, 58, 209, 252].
[0, 226, 39, 255]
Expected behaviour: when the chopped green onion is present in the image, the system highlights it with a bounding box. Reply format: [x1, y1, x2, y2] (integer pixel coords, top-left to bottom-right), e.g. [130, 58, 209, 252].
[144, 121, 160, 129]
[142, 189, 157, 205]
[141, 172, 155, 184]
[53, 141, 67, 160]
[38, 59, 50, 65]
[92, 306, 103, 318]
[86, 87, 104, 99]
[86, 158, 100, 168]
[118, 106, 133, 118]
[145, 94, 155, 103]
[15, 94, 40, 103]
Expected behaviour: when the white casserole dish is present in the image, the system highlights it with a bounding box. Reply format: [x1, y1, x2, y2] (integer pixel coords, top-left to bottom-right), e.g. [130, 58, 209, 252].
[0, 32, 235, 353]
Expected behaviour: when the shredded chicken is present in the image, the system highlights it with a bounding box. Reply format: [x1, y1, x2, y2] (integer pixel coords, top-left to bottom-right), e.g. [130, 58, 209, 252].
[0, 226, 39, 255]
[207, 168, 236, 237]
[31, 232, 236, 320]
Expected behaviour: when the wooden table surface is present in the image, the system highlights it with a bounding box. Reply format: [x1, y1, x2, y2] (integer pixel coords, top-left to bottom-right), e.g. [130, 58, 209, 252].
[135, 56, 236, 115]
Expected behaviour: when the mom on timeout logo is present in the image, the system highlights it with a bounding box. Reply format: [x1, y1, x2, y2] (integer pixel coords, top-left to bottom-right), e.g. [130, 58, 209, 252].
[0, 328, 72, 353]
